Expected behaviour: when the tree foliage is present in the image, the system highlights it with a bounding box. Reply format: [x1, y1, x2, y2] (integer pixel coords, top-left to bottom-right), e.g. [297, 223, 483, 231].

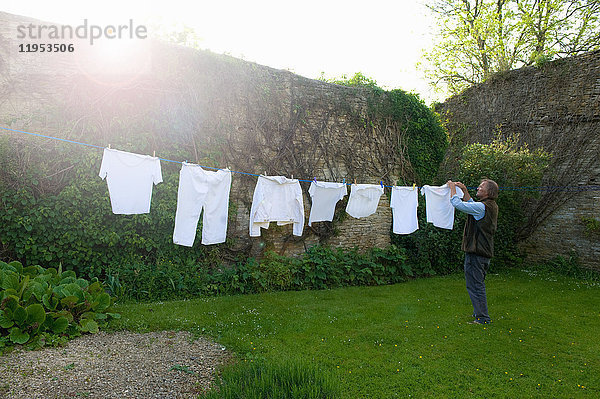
[422, 0, 600, 94]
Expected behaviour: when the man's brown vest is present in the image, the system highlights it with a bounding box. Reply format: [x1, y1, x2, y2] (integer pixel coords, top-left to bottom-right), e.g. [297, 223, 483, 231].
[462, 199, 498, 258]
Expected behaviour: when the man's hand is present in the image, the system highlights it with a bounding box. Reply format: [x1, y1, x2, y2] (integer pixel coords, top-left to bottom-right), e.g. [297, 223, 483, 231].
[455, 181, 472, 201]
[447, 180, 456, 197]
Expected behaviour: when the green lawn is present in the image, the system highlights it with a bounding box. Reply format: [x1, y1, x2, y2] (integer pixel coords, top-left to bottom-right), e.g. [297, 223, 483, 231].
[110, 269, 600, 398]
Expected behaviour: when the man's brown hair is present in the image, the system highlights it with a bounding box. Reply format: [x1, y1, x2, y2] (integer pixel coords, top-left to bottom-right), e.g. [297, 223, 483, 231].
[482, 179, 499, 200]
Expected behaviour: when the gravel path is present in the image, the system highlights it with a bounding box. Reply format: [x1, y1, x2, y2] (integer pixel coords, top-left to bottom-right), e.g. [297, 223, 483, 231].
[0, 331, 231, 399]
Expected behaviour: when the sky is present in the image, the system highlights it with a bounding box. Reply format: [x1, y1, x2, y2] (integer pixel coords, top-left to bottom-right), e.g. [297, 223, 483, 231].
[3, 0, 443, 103]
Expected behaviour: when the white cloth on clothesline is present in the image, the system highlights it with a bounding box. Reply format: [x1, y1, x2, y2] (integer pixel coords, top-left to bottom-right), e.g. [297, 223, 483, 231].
[420, 184, 463, 230]
[390, 186, 419, 235]
[173, 163, 232, 246]
[308, 181, 347, 226]
[345, 184, 384, 219]
[98, 148, 162, 214]
[249, 175, 304, 237]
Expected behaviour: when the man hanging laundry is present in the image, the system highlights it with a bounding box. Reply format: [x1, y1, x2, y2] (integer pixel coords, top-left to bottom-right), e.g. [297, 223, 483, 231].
[448, 179, 499, 325]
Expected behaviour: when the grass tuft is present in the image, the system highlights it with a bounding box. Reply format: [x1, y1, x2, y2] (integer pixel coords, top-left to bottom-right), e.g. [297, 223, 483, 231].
[200, 359, 340, 399]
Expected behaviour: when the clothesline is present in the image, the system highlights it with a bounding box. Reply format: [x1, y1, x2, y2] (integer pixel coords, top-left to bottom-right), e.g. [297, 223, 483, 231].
[2, 125, 599, 192]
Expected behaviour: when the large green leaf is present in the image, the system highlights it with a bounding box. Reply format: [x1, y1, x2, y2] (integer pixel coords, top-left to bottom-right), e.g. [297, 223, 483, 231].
[60, 295, 79, 309]
[79, 319, 99, 333]
[0, 270, 19, 291]
[29, 281, 47, 302]
[0, 309, 14, 328]
[87, 281, 103, 295]
[22, 266, 40, 278]
[13, 306, 27, 326]
[26, 304, 46, 325]
[42, 293, 59, 310]
[92, 293, 111, 312]
[8, 261, 23, 274]
[2, 296, 18, 312]
[18, 275, 30, 300]
[9, 327, 29, 344]
[51, 317, 69, 334]
[60, 283, 81, 297]
[75, 278, 89, 289]
[3, 288, 18, 298]
[80, 312, 96, 320]
[54, 310, 74, 323]
[59, 276, 76, 286]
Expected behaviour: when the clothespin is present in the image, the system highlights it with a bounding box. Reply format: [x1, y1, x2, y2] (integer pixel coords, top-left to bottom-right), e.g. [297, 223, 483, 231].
[380, 181, 384, 188]
[153, 150, 156, 157]
[412, 183, 416, 190]
[342, 178, 345, 184]
[354, 178, 357, 185]
[108, 144, 111, 149]
[313, 177, 317, 183]
[264, 171, 267, 176]
[291, 174, 294, 179]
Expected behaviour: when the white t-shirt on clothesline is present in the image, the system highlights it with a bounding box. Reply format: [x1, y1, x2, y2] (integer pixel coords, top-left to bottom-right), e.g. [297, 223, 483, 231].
[346, 184, 384, 219]
[98, 148, 162, 215]
[421, 184, 463, 230]
[308, 181, 347, 226]
[390, 186, 419, 235]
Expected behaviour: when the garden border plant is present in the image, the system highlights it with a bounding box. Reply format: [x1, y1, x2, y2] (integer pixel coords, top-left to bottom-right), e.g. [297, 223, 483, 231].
[0, 260, 120, 353]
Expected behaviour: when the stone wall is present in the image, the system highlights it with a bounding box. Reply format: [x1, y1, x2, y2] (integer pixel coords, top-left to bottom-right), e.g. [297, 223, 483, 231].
[438, 51, 600, 268]
[0, 12, 400, 259]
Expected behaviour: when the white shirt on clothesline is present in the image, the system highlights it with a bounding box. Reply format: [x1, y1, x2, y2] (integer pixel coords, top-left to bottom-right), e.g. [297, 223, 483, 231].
[249, 175, 304, 237]
[98, 148, 162, 215]
[345, 184, 384, 219]
[308, 181, 347, 226]
[420, 184, 463, 229]
[390, 186, 419, 234]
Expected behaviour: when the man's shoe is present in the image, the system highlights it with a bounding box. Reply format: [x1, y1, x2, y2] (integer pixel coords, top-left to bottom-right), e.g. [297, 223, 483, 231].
[467, 319, 491, 325]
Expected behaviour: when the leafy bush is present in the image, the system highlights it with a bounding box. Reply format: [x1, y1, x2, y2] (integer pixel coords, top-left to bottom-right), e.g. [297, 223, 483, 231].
[0, 260, 119, 352]
[392, 209, 465, 276]
[527, 251, 600, 281]
[200, 358, 341, 399]
[580, 216, 600, 238]
[111, 245, 419, 301]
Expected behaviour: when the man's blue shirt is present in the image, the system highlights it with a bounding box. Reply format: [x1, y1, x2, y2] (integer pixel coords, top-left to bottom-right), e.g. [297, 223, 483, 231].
[450, 194, 485, 221]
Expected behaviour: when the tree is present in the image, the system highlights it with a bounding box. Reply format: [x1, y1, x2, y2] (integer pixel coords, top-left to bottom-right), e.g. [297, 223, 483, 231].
[421, 0, 600, 95]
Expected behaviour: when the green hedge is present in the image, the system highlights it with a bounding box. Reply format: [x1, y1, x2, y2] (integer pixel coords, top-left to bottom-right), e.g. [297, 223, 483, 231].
[105, 245, 437, 302]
